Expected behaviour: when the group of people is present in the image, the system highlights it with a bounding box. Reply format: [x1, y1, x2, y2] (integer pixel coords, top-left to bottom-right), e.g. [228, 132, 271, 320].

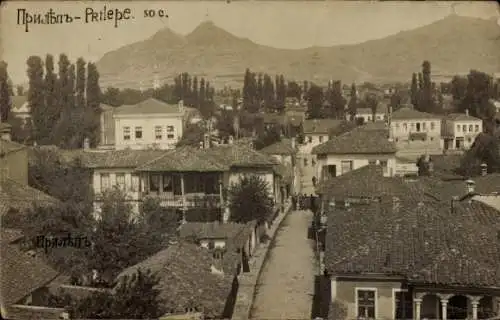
[291, 193, 318, 212]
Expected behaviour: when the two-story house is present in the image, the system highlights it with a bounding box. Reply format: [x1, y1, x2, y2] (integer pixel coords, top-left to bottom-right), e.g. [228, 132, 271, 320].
[390, 107, 443, 157]
[442, 110, 483, 151]
[354, 103, 387, 123]
[113, 98, 184, 150]
[312, 126, 397, 182]
[260, 138, 298, 197]
[85, 142, 282, 220]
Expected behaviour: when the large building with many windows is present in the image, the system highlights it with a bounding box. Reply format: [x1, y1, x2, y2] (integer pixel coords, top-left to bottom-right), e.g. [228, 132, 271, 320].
[112, 98, 185, 150]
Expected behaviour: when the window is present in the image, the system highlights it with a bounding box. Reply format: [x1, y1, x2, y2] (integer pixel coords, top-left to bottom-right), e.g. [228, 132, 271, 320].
[422, 122, 426, 130]
[416, 123, 421, 132]
[100, 174, 110, 192]
[462, 124, 467, 132]
[456, 124, 461, 132]
[357, 289, 376, 319]
[430, 122, 435, 130]
[467, 137, 472, 143]
[308, 136, 312, 143]
[341, 160, 353, 175]
[131, 174, 140, 192]
[368, 160, 376, 165]
[116, 173, 125, 191]
[162, 174, 173, 192]
[402, 123, 407, 131]
[475, 124, 479, 132]
[379, 160, 388, 167]
[469, 124, 473, 132]
[123, 127, 131, 140]
[154, 126, 162, 140]
[167, 133, 175, 139]
[394, 289, 413, 320]
[319, 136, 323, 143]
[149, 174, 160, 192]
[410, 123, 415, 130]
[135, 126, 143, 139]
[167, 125, 174, 132]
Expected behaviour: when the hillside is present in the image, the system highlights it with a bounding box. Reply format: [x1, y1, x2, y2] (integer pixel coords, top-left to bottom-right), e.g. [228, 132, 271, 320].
[96, 15, 500, 89]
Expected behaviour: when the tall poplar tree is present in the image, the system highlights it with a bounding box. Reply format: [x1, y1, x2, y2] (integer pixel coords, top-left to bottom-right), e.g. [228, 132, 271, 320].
[0, 61, 11, 122]
[411, 73, 418, 108]
[86, 62, 101, 147]
[347, 83, 357, 121]
[75, 58, 86, 111]
[44, 54, 59, 143]
[27, 56, 46, 144]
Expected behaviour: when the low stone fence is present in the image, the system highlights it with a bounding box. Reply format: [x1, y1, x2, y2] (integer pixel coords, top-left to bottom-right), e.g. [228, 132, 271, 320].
[231, 200, 292, 320]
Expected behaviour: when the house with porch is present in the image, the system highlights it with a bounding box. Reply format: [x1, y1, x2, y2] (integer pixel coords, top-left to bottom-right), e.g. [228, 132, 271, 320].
[442, 110, 483, 152]
[312, 126, 397, 182]
[389, 107, 443, 157]
[85, 142, 284, 220]
[324, 198, 500, 320]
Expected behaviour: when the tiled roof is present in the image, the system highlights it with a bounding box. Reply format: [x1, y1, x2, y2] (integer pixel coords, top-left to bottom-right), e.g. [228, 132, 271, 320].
[137, 144, 276, 172]
[303, 119, 343, 134]
[311, 127, 396, 155]
[391, 107, 441, 120]
[80, 150, 166, 169]
[316, 165, 426, 200]
[0, 139, 26, 155]
[116, 241, 233, 318]
[324, 200, 500, 287]
[445, 113, 482, 122]
[113, 98, 181, 116]
[179, 221, 247, 240]
[0, 179, 61, 212]
[1, 228, 60, 306]
[472, 195, 500, 212]
[4, 305, 67, 320]
[259, 138, 296, 155]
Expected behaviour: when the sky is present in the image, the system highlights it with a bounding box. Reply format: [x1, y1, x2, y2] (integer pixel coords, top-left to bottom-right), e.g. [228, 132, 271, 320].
[1, 1, 499, 84]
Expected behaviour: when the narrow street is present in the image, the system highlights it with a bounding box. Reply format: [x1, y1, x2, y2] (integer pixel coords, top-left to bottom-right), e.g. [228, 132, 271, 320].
[249, 210, 317, 320]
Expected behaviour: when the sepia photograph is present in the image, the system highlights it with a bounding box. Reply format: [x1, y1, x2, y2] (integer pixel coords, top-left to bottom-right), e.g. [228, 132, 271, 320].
[1, 1, 500, 319]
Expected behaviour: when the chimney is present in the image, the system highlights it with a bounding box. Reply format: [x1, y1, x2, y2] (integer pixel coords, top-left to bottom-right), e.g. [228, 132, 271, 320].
[465, 109, 469, 116]
[481, 163, 488, 176]
[178, 100, 184, 113]
[83, 137, 90, 150]
[0, 123, 12, 141]
[291, 137, 296, 150]
[222, 206, 230, 223]
[451, 196, 459, 213]
[465, 179, 475, 194]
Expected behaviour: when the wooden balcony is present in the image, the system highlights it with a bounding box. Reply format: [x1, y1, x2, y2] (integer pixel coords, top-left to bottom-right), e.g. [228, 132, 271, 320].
[142, 192, 224, 209]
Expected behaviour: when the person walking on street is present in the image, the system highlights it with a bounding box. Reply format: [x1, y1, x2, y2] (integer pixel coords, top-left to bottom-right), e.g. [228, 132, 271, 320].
[291, 193, 297, 210]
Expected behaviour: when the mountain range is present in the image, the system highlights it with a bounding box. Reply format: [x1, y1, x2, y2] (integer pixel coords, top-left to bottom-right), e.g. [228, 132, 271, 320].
[96, 15, 500, 89]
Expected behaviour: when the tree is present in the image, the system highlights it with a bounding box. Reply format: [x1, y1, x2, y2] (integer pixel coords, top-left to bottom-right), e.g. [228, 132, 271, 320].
[0, 61, 11, 122]
[85, 62, 101, 147]
[419, 60, 433, 113]
[390, 90, 402, 111]
[254, 124, 281, 150]
[27, 55, 46, 144]
[410, 73, 418, 108]
[139, 198, 179, 251]
[364, 93, 378, 122]
[286, 81, 302, 99]
[228, 175, 274, 224]
[69, 269, 164, 319]
[263, 74, 275, 112]
[306, 84, 324, 119]
[44, 54, 60, 143]
[459, 133, 500, 175]
[347, 83, 357, 121]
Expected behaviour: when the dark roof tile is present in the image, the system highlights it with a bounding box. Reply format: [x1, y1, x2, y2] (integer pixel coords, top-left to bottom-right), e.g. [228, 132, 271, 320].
[312, 128, 396, 154]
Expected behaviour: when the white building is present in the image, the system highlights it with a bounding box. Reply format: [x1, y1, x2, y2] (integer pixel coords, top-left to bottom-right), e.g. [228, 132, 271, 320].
[442, 110, 483, 151]
[354, 104, 388, 123]
[312, 126, 397, 181]
[113, 98, 184, 150]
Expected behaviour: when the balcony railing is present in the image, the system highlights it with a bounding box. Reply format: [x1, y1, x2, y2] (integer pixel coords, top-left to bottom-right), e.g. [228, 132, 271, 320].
[142, 192, 223, 208]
